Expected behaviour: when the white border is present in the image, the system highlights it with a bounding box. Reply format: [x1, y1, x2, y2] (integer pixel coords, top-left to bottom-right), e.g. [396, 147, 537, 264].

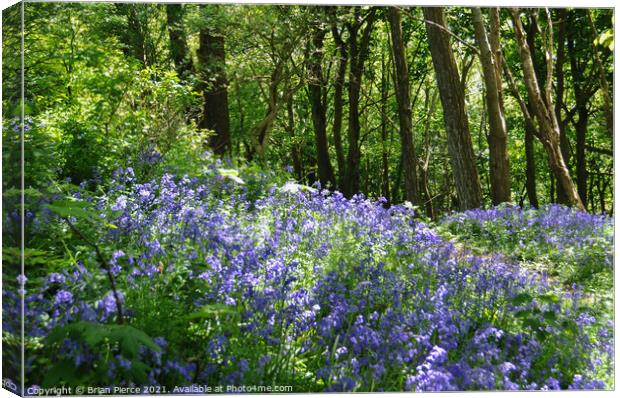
[0, 1, 616, 398]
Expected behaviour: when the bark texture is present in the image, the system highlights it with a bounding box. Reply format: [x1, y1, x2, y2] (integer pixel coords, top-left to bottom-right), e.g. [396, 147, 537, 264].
[343, 9, 376, 198]
[472, 7, 511, 205]
[330, 19, 348, 189]
[423, 7, 483, 211]
[509, 8, 584, 210]
[308, 23, 335, 187]
[166, 4, 193, 78]
[554, 9, 571, 205]
[388, 7, 419, 205]
[197, 15, 231, 155]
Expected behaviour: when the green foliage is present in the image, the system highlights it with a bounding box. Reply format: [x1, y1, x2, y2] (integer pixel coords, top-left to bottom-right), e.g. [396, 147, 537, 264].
[47, 200, 119, 232]
[439, 206, 613, 292]
[594, 13, 614, 51]
[44, 322, 159, 387]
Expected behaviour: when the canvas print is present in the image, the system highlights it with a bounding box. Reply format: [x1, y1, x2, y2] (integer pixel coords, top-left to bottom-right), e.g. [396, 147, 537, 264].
[1, 1, 614, 394]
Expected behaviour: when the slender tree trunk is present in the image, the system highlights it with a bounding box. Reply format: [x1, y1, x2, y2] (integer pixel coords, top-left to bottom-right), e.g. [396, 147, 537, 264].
[575, 107, 589, 205]
[380, 51, 391, 202]
[166, 4, 193, 78]
[554, 9, 570, 205]
[197, 8, 231, 155]
[233, 80, 245, 158]
[509, 8, 584, 210]
[330, 20, 348, 189]
[588, 172, 595, 211]
[420, 88, 438, 219]
[344, 18, 362, 197]
[308, 23, 335, 187]
[525, 12, 556, 206]
[493, 8, 538, 208]
[499, 14, 540, 208]
[388, 7, 419, 205]
[598, 174, 607, 214]
[115, 4, 148, 66]
[548, 160, 555, 203]
[252, 65, 282, 157]
[567, 18, 591, 206]
[524, 124, 539, 208]
[380, 118, 391, 202]
[393, 152, 404, 203]
[343, 9, 376, 197]
[285, 95, 304, 182]
[526, 12, 565, 205]
[423, 7, 482, 211]
[472, 7, 511, 205]
[500, 45, 540, 208]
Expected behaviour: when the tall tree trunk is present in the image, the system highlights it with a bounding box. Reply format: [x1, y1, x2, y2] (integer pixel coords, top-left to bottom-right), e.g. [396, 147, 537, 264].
[526, 12, 564, 205]
[472, 7, 511, 205]
[569, 31, 589, 205]
[567, 13, 591, 206]
[548, 160, 555, 203]
[166, 4, 193, 78]
[525, 12, 558, 205]
[524, 123, 539, 208]
[492, 8, 539, 208]
[575, 108, 588, 205]
[420, 87, 438, 219]
[252, 65, 281, 157]
[599, 173, 608, 214]
[308, 23, 335, 187]
[393, 152, 404, 204]
[285, 95, 304, 182]
[388, 7, 419, 205]
[380, 51, 391, 202]
[330, 18, 348, 189]
[509, 8, 585, 210]
[500, 42, 540, 209]
[343, 9, 376, 197]
[115, 4, 149, 66]
[554, 9, 571, 205]
[197, 8, 231, 155]
[423, 7, 482, 211]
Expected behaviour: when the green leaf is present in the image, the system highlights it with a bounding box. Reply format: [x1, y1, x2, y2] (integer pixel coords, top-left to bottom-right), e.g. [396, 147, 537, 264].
[543, 311, 557, 322]
[81, 323, 107, 347]
[127, 361, 150, 384]
[511, 292, 533, 306]
[45, 199, 117, 229]
[514, 310, 530, 318]
[108, 325, 159, 359]
[523, 317, 541, 329]
[538, 292, 560, 304]
[595, 30, 614, 52]
[42, 359, 82, 387]
[47, 322, 160, 360]
[45, 199, 99, 221]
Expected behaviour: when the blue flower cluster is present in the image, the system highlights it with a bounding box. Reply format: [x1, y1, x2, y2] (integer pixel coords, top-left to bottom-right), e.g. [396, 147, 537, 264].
[7, 167, 614, 392]
[441, 204, 613, 290]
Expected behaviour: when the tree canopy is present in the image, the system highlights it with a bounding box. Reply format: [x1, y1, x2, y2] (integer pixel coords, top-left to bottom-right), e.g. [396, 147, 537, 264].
[3, 3, 614, 215]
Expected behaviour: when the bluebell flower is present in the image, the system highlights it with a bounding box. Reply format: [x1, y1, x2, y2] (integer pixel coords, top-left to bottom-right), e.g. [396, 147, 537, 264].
[54, 290, 73, 305]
